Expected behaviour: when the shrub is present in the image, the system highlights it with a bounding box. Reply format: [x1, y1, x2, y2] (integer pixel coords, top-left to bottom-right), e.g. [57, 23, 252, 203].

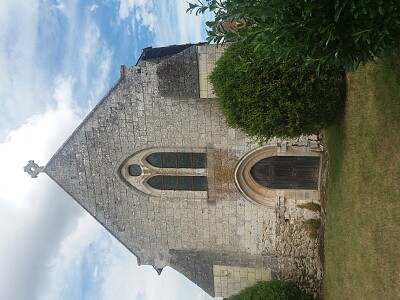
[297, 202, 321, 212]
[303, 218, 322, 239]
[188, 0, 400, 70]
[209, 42, 345, 141]
[225, 280, 312, 300]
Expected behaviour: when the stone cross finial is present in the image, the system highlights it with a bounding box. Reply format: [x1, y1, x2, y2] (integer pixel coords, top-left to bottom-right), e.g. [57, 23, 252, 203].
[24, 160, 45, 178]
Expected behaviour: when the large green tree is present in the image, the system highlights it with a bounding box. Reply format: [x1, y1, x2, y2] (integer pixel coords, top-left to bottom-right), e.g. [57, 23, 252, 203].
[209, 41, 345, 141]
[188, 0, 400, 70]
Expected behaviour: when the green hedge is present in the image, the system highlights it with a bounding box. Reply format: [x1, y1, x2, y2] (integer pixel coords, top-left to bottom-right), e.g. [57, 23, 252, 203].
[225, 280, 312, 300]
[209, 42, 346, 141]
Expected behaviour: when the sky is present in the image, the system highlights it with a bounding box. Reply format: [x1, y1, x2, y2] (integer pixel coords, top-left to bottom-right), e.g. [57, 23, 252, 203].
[0, 1, 218, 299]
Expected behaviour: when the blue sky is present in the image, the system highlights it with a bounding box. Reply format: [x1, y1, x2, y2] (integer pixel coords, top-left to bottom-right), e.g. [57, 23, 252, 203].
[0, 0, 218, 299]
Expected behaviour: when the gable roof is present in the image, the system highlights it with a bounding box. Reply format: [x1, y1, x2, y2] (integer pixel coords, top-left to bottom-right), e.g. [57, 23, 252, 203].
[43, 65, 149, 265]
[136, 43, 204, 65]
[42, 44, 219, 296]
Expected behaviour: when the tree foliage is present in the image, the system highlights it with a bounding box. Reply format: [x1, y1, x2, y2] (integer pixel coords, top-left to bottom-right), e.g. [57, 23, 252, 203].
[209, 42, 345, 141]
[188, 0, 400, 70]
[224, 280, 312, 300]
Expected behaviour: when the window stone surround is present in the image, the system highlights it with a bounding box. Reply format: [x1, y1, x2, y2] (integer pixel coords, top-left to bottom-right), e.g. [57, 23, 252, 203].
[119, 147, 208, 198]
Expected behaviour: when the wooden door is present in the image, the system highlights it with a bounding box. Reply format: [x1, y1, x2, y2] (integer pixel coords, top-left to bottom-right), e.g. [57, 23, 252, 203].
[250, 156, 320, 190]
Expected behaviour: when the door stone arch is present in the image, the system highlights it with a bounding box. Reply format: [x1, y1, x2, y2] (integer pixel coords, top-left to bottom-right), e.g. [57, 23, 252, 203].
[234, 146, 321, 207]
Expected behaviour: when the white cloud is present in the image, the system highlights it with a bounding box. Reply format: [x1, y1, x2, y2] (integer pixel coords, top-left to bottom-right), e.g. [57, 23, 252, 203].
[87, 44, 113, 109]
[153, 0, 213, 46]
[117, 0, 212, 46]
[0, 183, 85, 300]
[0, 0, 50, 140]
[79, 21, 102, 91]
[89, 4, 99, 12]
[99, 245, 214, 300]
[0, 76, 80, 209]
[118, 0, 156, 32]
[135, 5, 156, 31]
[0, 0, 114, 140]
[119, 0, 148, 20]
[118, 0, 133, 19]
[63, 2, 114, 109]
[37, 214, 105, 300]
[0, 77, 87, 300]
[55, 0, 66, 12]
[0, 77, 81, 204]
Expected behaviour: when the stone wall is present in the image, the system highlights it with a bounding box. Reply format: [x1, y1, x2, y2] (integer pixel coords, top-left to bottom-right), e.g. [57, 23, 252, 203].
[156, 46, 199, 98]
[213, 265, 272, 298]
[44, 45, 324, 298]
[169, 249, 277, 296]
[198, 44, 228, 98]
[44, 45, 281, 296]
[273, 195, 323, 298]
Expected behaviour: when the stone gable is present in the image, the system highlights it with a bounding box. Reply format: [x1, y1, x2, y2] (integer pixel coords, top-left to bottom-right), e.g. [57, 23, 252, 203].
[43, 44, 324, 298]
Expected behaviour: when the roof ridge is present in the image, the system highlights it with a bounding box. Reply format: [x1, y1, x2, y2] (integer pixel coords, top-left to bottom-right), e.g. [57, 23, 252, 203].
[45, 66, 126, 171]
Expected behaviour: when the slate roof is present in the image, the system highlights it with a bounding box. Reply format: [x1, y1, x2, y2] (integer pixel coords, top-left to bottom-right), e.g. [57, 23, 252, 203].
[136, 43, 205, 65]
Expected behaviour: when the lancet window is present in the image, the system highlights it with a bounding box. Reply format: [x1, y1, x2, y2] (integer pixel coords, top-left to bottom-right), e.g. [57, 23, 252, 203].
[146, 152, 206, 168]
[147, 175, 208, 191]
[120, 150, 208, 195]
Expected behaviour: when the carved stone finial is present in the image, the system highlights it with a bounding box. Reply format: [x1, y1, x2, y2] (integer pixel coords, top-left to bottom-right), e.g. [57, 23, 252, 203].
[24, 160, 45, 178]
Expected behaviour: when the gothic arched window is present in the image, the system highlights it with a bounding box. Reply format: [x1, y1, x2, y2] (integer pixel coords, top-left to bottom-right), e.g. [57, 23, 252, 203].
[147, 175, 208, 191]
[120, 149, 208, 196]
[146, 152, 206, 168]
[145, 152, 208, 191]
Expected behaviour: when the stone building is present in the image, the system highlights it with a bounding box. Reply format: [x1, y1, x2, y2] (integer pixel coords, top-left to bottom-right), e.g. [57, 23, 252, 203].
[26, 43, 324, 298]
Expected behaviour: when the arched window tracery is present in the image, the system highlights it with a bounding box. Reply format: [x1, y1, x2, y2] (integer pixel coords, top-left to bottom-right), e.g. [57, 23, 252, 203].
[120, 149, 208, 196]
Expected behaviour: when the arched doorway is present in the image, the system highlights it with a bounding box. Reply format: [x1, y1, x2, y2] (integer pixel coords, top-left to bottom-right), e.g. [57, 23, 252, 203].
[234, 146, 322, 207]
[250, 156, 320, 190]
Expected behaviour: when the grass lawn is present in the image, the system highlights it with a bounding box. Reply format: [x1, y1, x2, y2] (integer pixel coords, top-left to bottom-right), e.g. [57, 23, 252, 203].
[323, 58, 400, 299]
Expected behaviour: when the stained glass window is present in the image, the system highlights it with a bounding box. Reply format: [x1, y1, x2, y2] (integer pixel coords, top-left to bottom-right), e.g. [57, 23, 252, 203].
[147, 175, 208, 191]
[146, 152, 206, 168]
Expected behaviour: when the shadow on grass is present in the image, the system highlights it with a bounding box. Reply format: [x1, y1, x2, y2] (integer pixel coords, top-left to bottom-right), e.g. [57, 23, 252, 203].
[324, 120, 345, 183]
[322, 55, 400, 299]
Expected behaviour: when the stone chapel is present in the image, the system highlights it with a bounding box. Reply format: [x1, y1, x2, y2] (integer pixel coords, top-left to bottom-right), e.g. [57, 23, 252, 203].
[25, 43, 324, 298]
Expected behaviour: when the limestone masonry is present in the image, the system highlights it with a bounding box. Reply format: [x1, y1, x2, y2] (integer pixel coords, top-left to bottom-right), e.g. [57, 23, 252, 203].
[37, 44, 324, 298]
